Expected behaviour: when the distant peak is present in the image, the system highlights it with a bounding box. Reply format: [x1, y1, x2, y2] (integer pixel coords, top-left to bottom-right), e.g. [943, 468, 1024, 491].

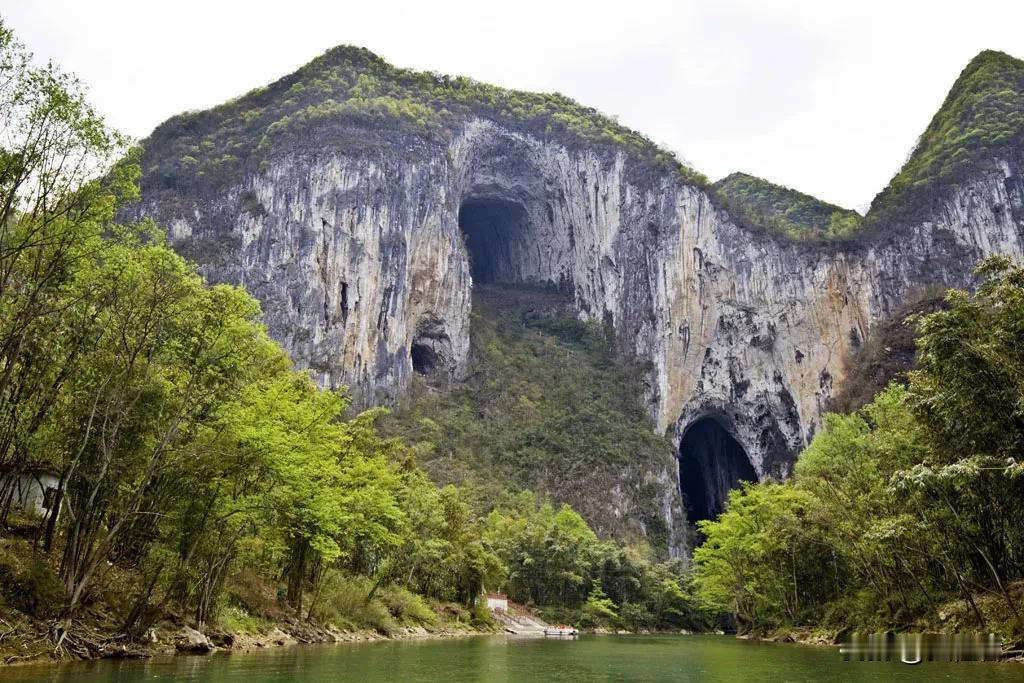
[713, 171, 853, 212]
[964, 49, 1022, 70]
[865, 48, 1024, 226]
[302, 44, 391, 73]
[713, 171, 754, 189]
[712, 171, 861, 239]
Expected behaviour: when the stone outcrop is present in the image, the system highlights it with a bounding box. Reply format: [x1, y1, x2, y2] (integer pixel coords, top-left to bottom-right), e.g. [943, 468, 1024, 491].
[133, 109, 1024, 552]
[136, 118, 1024, 461]
[174, 626, 214, 654]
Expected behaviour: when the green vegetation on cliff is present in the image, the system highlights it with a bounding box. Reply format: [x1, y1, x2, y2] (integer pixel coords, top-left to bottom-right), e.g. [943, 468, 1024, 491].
[867, 50, 1024, 227]
[141, 39, 1024, 243]
[143, 45, 706, 196]
[0, 24, 699, 662]
[714, 49, 1024, 240]
[712, 172, 863, 240]
[693, 257, 1024, 640]
[380, 286, 679, 548]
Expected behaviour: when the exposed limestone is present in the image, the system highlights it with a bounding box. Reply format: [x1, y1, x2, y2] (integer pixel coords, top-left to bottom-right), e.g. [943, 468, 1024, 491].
[174, 626, 214, 654]
[133, 116, 1024, 553]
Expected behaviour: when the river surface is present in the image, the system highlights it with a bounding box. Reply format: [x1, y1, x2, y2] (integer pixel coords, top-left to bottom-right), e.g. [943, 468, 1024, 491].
[5, 634, 1021, 682]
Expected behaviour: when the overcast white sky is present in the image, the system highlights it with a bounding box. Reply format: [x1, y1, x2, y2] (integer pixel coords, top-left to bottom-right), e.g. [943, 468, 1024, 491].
[5, 0, 1023, 210]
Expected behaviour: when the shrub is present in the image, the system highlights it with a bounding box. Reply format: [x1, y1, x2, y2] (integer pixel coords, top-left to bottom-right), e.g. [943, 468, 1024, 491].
[312, 572, 398, 634]
[469, 600, 497, 630]
[379, 585, 437, 626]
[218, 605, 268, 634]
[0, 548, 64, 619]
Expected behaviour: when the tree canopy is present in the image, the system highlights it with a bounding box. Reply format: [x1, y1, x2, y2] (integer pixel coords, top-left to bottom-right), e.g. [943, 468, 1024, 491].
[693, 257, 1024, 640]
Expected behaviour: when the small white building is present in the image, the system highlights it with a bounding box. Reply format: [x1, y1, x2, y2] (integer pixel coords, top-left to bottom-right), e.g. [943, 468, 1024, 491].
[0, 468, 60, 519]
[484, 592, 508, 612]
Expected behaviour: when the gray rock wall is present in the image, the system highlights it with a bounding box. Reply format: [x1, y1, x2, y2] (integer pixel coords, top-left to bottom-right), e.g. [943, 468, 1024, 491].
[136, 118, 1024, 551]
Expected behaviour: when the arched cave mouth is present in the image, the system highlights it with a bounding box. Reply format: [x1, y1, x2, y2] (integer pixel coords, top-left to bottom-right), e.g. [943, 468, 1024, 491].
[410, 342, 439, 375]
[458, 197, 529, 284]
[678, 417, 758, 525]
[409, 315, 453, 383]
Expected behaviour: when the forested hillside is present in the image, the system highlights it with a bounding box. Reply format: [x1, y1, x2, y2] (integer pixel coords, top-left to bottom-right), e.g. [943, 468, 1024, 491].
[693, 258, 1024, 642]
[711, 172, 862, 239]
[0, 23, 698, 663]
[867, 50, 1024, 228]
[380, 286, 680, 548]
[140, 44, 706, 199]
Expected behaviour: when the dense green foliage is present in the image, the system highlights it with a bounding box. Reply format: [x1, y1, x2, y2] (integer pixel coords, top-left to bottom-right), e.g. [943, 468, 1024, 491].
[868, 50, 1024, 227]
[380, 286, 679, 547]
[712, 172, 863, 240]
[0, 64, 496, 637]
[0, 25, 700, 655]
[374, 287, 706, 631]
[693, 257, 1024, 639]
[827, 294, 946, 413]
[483, 491, 705, 631]
[143, 45, 706, 196]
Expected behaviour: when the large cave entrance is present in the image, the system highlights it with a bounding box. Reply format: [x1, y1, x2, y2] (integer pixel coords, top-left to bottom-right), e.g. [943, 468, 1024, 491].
[458, 197, 530, 284]
[406, 196, 537, 381]
[678, 417, 757, 525]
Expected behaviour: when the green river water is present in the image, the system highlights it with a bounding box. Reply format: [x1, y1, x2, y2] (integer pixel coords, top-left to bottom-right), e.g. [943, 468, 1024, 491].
[4, 634, 1021, 682]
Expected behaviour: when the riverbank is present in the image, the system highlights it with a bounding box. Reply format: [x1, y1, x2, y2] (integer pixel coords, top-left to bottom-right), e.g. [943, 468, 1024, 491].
[1, 613, 493, 667]
[0, 536, 497, 667]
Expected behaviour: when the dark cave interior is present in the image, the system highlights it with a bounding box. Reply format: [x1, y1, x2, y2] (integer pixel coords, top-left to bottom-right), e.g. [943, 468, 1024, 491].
[678, 417, 758, 524]
[410, 342, 440, 376]
[458, 197, 528, 284]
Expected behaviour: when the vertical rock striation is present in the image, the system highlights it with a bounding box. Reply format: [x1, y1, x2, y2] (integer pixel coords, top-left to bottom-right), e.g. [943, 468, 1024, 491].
[130, 50, 1024, 553]
[136, 117, 1024, 473]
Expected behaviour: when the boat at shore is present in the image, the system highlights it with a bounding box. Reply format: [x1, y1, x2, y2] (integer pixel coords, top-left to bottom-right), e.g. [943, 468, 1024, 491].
[544, 626, 579, 637]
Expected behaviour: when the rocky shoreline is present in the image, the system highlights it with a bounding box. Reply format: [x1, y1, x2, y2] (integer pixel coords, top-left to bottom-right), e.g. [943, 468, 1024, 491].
[2, 620, 490, 668]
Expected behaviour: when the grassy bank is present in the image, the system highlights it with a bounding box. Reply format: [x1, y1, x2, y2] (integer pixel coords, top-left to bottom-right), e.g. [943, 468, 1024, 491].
[0, 536, 497, 666]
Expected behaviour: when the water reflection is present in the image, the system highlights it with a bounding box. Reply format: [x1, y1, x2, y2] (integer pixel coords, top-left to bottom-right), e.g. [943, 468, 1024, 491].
[4, 635, 1020, 683]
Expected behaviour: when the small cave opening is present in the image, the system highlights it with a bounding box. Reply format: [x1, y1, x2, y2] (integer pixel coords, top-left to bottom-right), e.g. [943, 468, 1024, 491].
[678, 417, 758, 525]
[458, 197, 528, 283]
[409, 315, 454, 383]
[410, 342, 439, 376]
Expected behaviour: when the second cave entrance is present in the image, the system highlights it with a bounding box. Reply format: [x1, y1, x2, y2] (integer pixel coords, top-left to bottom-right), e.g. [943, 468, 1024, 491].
[407, 196, 537, 380]
[678, 417, 757, 524]
[458, 197, 530, 284]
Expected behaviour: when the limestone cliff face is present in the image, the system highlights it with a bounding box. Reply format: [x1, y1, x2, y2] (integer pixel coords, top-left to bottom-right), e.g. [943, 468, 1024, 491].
[657, 163, 1024, 479]
[137, 118, 1024, 465]
[133, 116, 1024, 550]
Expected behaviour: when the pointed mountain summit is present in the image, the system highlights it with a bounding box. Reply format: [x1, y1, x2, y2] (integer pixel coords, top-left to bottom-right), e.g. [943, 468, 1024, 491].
[867, 49, 1024, 226]
[141, 44, 703, 199]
